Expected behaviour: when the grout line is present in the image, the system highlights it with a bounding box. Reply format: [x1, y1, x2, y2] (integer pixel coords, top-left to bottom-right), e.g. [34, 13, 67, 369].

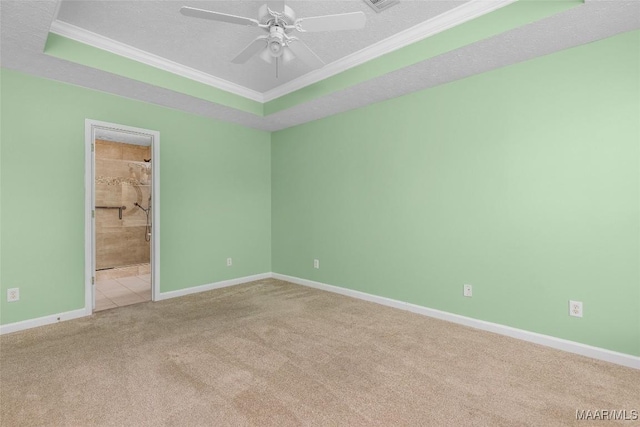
[94, 296, 118, 311]
[98, 275, 151, 308]
[113, 279, 151, 303]
[131, 290, 152, 302]
[104, 295, 120, 307]
[119, 279, 152, 298]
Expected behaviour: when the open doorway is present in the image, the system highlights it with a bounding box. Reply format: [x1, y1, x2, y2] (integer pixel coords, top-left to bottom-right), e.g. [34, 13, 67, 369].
[85, 120, 160, 312]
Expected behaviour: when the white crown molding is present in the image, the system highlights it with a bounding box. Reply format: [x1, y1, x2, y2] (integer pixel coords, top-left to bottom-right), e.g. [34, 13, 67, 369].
[272, 273, 640, 370]
[52, 0, 63, 23]
[262, 0, 517, 103]
[49, 20, 266, 103]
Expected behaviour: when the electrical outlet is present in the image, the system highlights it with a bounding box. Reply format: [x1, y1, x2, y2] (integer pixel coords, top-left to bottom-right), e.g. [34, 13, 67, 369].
[569, 300, 583, 318]
[226, 258, 233, 267]
[463, 284, 472, 297]
[7, 288, 19, 302]
[313, 259, 319, 269]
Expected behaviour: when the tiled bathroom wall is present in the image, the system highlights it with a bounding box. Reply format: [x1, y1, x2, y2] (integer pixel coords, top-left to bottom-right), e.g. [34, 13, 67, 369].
[95, 139, 151, 270]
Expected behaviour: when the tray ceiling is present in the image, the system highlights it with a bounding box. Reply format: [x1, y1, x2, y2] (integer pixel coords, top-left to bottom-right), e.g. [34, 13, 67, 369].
[1, 1, 638, 131]
[55, 1, 468, 93]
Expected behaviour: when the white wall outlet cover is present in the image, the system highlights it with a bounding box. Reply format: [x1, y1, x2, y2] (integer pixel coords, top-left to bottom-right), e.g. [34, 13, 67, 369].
[569, 300, 583, 317]
[313, 259, 319, 269]
[463, 284, 472, 297]
[226, 258, 233, 267]
[569, 300, 583, 318]
[7, 288, 19, 302]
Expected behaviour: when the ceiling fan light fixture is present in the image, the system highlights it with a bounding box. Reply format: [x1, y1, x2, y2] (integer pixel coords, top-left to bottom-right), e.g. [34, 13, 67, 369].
[282, 48, 294, 64]
[181, 3, 367, 69]
[269, 40, 284, 57]
[259, 48, 273, 63]
[267, 26, 286, 57]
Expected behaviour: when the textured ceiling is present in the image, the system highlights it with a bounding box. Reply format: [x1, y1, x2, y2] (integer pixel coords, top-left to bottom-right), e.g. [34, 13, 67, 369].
[1, 1, 639, 132]
[56, 0, 466, 92]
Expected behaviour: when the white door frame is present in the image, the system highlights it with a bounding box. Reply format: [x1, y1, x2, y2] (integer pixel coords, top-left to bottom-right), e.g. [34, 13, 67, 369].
[84, 119, 160, 311]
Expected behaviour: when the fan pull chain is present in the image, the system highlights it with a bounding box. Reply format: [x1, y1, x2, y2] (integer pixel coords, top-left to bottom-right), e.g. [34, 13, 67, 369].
[276, 57, 279, 79]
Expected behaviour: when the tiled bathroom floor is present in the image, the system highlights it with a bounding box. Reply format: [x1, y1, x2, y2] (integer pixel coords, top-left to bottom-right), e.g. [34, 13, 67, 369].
[95, 274, 151, 312]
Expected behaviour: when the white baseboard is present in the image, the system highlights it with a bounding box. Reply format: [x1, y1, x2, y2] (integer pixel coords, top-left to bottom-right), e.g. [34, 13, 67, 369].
[0, 307, 91, 335]
[156, 272, 272, 301]
[4, 272, 637, 370]
[0, 273, 271, 334]
[272, 273, 640, 370]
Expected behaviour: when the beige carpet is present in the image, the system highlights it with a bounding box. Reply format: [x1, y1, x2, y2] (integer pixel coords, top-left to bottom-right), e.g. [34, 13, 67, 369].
[1, 279, 638, 426]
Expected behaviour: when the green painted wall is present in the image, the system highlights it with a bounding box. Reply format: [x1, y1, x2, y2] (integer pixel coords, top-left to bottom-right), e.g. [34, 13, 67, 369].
[2, 29, 638, 358]
[0, 69, 271, 325]
[271, 30, 640, 356]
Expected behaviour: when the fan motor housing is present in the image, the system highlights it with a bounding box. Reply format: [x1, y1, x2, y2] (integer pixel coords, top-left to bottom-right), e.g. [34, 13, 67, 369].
[268, 26, 286, 57]
[258, 4, 296, 30]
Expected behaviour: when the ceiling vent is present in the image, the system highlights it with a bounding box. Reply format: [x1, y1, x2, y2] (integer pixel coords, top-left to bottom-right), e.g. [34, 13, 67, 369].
[363, 0, 399, 13]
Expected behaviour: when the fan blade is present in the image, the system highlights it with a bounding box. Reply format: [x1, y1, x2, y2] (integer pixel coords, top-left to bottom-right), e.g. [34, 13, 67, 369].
[287, 39, 324, 69]
[232, 36, 268, 64]
[295, 12, 366, 32]
[180, 6, 260, 27]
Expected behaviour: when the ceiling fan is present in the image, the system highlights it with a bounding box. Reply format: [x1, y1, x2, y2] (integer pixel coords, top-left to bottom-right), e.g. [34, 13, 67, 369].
[180, 2, 366, 72]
